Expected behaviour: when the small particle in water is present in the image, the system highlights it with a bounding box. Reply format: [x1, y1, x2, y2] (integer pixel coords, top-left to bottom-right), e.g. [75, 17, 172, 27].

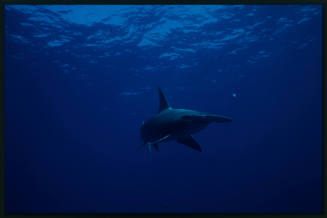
[232, 93, 237, 98]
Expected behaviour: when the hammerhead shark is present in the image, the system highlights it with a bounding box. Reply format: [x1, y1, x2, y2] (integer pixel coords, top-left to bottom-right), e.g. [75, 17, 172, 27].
[140, 87, 232, 152]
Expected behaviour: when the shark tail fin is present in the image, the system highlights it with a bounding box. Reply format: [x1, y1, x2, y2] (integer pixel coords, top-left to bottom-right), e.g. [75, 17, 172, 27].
[158, 87, 170, 113]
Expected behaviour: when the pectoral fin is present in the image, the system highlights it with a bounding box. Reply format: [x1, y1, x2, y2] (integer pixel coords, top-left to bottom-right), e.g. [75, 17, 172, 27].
[146, 143, 152, 152]
[146, 143, 159, 152]
[177, 135, 202, 152]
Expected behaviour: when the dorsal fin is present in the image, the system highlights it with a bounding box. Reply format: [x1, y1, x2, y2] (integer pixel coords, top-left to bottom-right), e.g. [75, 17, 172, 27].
[158, 87, 170, 113]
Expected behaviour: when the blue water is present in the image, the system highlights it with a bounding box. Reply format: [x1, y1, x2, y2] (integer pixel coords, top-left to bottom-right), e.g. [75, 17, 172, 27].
[5, 5, 322, 213]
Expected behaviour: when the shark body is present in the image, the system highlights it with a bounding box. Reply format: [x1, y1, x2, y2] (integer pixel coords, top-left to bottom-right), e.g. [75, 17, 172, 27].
[140, 87, 232, 152]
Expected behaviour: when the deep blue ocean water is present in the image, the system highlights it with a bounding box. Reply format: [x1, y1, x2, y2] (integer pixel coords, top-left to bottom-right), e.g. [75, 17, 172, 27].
[5, 5, 322, 213]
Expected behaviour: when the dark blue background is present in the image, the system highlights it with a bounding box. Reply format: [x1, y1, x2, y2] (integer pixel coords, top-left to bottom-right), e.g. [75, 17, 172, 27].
[5, 5, 322, 213]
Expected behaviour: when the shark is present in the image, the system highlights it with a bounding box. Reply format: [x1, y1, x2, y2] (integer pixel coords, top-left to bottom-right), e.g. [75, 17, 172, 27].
[140, 87, 232, 152]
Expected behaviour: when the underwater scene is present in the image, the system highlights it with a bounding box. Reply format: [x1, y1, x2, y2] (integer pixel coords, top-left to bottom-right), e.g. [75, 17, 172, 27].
[5, 5, 322, 213]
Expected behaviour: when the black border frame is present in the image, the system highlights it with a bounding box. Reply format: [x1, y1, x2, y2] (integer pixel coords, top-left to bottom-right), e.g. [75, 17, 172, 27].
[0, 1, 326, 217]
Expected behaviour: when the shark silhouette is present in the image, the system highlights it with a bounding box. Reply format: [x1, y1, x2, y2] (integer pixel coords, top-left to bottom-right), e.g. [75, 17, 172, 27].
[140, 87, 232, 152]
